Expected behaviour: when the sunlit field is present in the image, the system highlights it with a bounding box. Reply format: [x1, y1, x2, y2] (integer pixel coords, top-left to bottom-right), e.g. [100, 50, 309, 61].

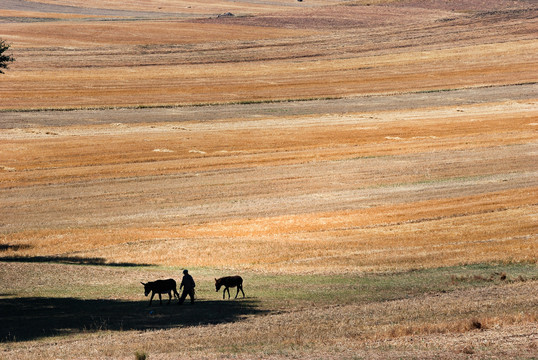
[0, 0, 536, 109]
[0, 0, 537, 358]
[2, 102, 537, 273]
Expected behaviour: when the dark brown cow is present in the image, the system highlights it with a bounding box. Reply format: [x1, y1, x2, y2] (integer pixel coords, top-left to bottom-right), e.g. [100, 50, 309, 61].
[215, 276, 245, 299]
[141, 279, 179, 306]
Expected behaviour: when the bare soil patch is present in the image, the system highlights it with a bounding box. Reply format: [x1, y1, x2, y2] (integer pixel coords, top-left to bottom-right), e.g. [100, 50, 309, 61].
[389, 0, 533, 11]
[0, 0, 182, 18]
[197, 4, 450, 29]
[1, 0, 327, 18]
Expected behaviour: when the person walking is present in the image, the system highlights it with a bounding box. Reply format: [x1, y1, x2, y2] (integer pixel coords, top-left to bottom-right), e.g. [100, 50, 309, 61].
[178, 269, 195, 305]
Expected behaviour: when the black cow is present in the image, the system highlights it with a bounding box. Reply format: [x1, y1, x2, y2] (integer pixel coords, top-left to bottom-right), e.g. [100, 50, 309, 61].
[141, 279, 180, 306]
[215, 276, 245, 299]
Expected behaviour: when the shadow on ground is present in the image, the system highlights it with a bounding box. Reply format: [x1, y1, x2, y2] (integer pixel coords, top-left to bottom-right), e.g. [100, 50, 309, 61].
[0, 245, 32, 251]
[0, 296, 266, 342]
[0, 255, 148, 267]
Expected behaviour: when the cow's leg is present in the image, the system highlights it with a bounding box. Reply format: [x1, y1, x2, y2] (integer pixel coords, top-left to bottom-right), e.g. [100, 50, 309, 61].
[227, 287, 231, 299]
[240, 285, 245, 298]
[222, 288, 226, 299]
[235, 287, 239, 299]
[167, 291, 172, 305]
[149, 292, 155, 306]
[158, 293, 162, 305]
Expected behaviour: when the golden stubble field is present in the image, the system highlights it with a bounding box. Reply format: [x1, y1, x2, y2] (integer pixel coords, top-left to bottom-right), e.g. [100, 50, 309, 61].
[0, 0, 537, 358]
[1, 101, 537, 274]
[0, 0, 536, 109]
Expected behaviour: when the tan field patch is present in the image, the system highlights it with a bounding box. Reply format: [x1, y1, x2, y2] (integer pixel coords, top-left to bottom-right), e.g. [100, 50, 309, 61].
[1, 101, 535, 187]
[199, 4, 451, 29]
[1, 101, 536, 273]
[0, 9, 95, 19]
[32, 0, 334, 15]
[1, 3, 536, 109]
[7, 191, 534, 273]
[0, 21, 307, 47]
[2, 39, 535, 109]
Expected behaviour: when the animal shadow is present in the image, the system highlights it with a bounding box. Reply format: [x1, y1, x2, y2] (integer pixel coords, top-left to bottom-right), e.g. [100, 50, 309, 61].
[0, 297, 266, 342]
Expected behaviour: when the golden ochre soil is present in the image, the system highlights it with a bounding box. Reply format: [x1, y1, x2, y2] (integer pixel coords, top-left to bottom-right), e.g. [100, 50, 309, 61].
[0, 0, 537, 359]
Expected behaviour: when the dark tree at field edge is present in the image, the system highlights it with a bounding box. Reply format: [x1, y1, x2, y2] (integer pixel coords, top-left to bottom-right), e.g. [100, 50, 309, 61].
[0, 39, 15, 74]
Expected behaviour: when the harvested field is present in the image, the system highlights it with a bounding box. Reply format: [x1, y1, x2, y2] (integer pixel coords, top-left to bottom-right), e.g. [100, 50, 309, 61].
[0, 1, 536, 109]
[1, 99, 536, 273]
[0, 0, 537, 358]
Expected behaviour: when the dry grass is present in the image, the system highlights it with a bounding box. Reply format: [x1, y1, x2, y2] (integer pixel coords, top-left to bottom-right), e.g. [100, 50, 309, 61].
[1, 101, 536, 273]
[1, 263, 536, 359]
